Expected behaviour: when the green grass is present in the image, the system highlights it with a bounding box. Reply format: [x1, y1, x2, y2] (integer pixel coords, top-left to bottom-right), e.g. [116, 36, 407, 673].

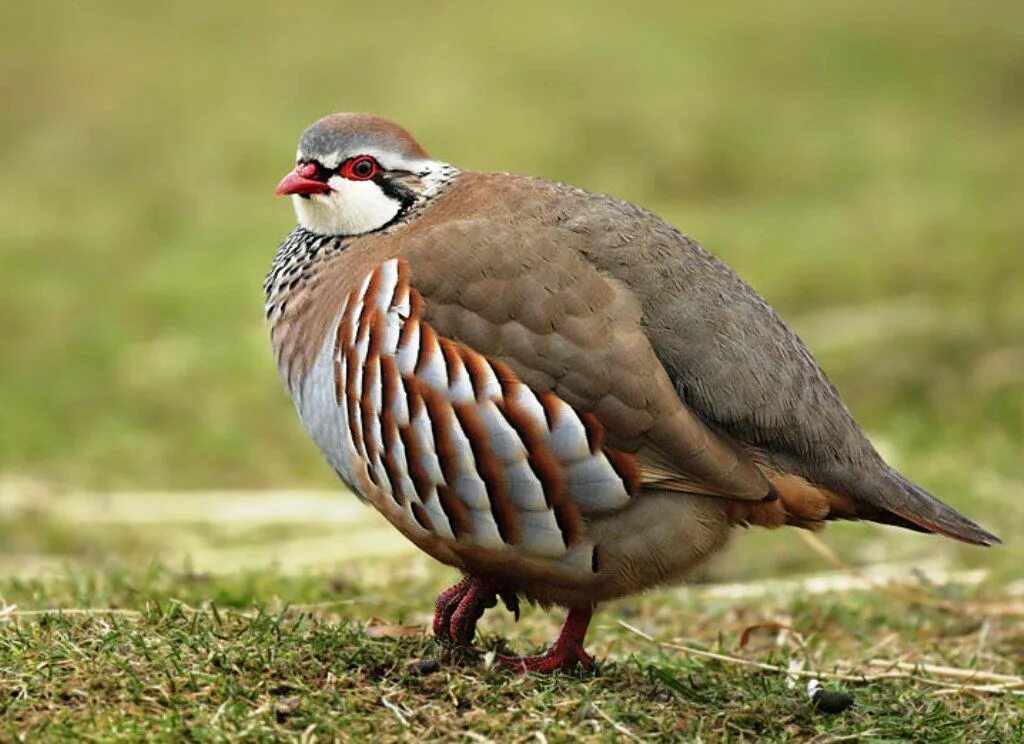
[3, 1, 1024, 740]
[4, 561, 1024, 741]
[3, 491, 1024, 741]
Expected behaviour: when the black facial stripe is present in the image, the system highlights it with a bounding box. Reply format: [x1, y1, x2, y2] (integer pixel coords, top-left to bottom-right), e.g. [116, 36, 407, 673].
[371, 172, 420, 232]
[374, 171, 416, 207]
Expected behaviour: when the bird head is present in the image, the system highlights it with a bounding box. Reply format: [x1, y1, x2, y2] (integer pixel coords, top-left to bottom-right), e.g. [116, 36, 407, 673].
[276, 113, 454, 236]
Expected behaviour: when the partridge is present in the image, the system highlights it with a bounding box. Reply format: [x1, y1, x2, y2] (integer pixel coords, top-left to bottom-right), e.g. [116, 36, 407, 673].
[266, 113, 998, 672]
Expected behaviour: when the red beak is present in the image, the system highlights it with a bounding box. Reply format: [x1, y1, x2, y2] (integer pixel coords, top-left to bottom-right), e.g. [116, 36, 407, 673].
[275, 163, 332, 197]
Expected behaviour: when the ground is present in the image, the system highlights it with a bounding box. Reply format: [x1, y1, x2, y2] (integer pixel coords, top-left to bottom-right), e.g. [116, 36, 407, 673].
[2, 490, 1023, 741]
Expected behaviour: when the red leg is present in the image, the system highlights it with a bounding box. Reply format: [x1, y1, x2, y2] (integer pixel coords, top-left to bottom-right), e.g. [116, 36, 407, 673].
[495, 605, 594, 673]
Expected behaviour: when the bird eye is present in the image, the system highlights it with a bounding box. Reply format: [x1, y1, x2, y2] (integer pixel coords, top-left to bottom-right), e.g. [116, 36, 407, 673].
[341, 156, 379, 181]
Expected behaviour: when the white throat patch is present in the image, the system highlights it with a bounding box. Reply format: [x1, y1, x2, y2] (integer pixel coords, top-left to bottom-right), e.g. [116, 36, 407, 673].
[292, 177, 400, 236]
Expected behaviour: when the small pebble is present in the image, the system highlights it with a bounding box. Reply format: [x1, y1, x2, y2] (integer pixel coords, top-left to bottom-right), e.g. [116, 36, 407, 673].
[807, 679, 854, 714]
[406, 658, 442, 676]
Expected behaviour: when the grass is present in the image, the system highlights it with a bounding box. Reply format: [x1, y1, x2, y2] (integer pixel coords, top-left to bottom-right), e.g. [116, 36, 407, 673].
[2, 0, 1024, 739]
[3, 490, 1024, 741]
[3, 559, 1024, 741]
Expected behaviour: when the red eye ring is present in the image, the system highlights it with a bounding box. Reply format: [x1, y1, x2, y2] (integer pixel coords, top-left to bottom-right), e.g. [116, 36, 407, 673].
[339, 155, 380, 181]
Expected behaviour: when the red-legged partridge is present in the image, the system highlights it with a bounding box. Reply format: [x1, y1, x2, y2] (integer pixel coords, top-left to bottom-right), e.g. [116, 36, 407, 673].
[266, 113, 998, 673]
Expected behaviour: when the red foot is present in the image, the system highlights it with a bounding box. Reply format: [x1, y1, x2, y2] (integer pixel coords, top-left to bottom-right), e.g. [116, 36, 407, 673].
[495, 605, 594, 674]
[433, 577, 472, 640]
[495, 644, 592, 672]
[434, 576, 523, 646]
[434, 576, 504, 645]
[448, 578, 498, 645]
[432, 578, 595, 674]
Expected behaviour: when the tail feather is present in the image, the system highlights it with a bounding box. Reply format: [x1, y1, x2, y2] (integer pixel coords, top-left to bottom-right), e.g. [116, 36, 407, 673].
[876, 468, 1000, 547]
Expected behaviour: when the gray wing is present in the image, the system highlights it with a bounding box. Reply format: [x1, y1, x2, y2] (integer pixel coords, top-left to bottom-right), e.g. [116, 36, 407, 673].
[541, 181, 997, 545]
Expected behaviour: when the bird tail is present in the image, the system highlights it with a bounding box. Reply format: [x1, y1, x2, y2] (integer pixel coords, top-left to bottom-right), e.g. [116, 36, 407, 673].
[734, 462, 1000, 547]
[861, 466, 1000, 547]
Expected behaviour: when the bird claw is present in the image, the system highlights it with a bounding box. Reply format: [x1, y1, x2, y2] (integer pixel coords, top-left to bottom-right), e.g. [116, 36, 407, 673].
[498, 590, 520, 622]
[433, 576, 472, 641]
[494, 643, 593, 674]
[433, 578, 518, 645]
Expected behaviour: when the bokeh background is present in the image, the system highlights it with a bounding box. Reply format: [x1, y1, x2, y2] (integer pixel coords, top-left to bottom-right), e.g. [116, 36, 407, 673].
[2, 1, 1022, 582]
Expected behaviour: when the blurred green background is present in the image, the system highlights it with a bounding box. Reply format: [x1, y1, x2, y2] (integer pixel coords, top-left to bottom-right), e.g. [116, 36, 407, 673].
[1, 1, 1022, 577]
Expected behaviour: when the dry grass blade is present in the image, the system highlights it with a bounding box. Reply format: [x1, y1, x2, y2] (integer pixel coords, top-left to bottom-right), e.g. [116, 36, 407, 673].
[364, 617, 424, 638]
[589, 703, 644, 743]
[618, 621, 901, 683]
[380, 693, 410, 727]
[867, 660, 1024, 688]
[619, 621, 1024, 696]
[795, 531, 849, 570]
